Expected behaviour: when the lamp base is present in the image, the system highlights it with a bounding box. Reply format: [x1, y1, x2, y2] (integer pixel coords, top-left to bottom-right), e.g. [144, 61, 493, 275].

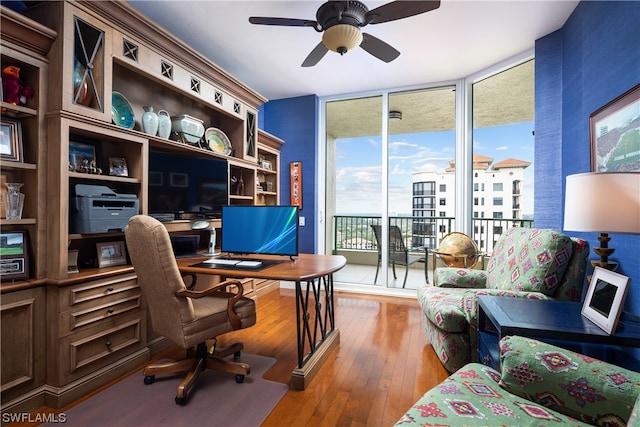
[590, 259, 618, 271]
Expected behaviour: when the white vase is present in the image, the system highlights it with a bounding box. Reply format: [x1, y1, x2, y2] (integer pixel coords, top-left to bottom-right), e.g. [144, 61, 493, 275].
[157, 110, 171, 139]
[142, 106, 159, 136]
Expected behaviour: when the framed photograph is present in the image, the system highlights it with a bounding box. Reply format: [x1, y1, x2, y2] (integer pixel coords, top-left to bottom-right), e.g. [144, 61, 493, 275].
[109, 157, 128, 177]
[262, 160, 272, 170]
[590, 84, 640, 172]
[170, 172, 188, 188]
[0, 230, 29, 281]
[69, 140, 96, 172]
[96, 241, 127, 268]
[0, 117, 23, 162]
[581, 266, 630, 334]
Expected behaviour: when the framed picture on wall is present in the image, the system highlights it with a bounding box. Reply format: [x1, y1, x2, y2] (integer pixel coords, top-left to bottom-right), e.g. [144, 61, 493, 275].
[590, 84, 640, 172]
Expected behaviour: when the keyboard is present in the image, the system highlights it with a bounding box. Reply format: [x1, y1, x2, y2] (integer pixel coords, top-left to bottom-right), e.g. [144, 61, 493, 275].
[204, 258, 263, 267]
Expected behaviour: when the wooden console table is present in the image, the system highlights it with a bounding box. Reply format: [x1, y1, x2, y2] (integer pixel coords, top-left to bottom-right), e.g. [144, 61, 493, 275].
[177, 253, 346, 390]
[477, 295, 640, 371]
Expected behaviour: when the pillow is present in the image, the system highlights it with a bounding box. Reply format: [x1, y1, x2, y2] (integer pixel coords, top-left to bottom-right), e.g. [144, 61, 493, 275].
[486, 228, 572, 295]
[499, 336, 640, 426]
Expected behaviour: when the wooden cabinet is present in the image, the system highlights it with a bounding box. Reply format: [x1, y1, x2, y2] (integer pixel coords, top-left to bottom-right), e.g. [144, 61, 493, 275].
[45, 271, 148, 407]
[0, 7, 55, 281]
[0, 287, 46, 411]
[0, 0, 284, 414]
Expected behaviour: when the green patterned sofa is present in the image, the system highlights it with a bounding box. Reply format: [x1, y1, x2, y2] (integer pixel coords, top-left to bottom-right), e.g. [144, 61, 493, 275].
[395, 336, 640, 426]
[418, 227, 590, 372]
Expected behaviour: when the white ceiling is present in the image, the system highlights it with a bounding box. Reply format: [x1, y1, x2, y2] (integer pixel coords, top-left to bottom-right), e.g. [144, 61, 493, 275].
[127, 0, 579, 101]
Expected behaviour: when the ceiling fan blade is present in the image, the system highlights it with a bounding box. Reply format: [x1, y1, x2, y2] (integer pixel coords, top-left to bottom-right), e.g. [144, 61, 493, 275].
[366, 1, 441, 25]
[360, 33, 400, 63]
[249, 17, 317, 28]
[301, 41, 329, 67]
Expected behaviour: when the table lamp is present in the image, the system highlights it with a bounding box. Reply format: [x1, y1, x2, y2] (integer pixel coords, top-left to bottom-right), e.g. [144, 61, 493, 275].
[191, 220, 219, 256]
[564, 172, 640, 269]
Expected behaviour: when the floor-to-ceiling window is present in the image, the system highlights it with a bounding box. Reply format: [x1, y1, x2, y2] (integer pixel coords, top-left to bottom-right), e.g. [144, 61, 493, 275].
[325, 53, 534, 292]
[471, 59, 535, 253]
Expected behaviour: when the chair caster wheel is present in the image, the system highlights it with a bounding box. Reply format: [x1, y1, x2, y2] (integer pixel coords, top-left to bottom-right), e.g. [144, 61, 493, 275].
[143, 375, 155, 385]
[175, 395, 187, 405]
[235, 374, 245, 383]
[233, 351, 241, 360]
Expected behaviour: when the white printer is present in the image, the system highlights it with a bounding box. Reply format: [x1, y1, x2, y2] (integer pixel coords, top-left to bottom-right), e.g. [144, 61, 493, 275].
[70, 184, 139, 234]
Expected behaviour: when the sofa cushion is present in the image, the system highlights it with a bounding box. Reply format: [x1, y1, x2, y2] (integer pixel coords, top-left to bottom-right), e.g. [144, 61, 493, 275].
[487, 228, 573, 296]
[499, 336, 640, 426]
[394, 363, 591, 426]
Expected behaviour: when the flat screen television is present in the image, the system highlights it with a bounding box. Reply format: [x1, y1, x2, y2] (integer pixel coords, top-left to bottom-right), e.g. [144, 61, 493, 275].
[148, 149, 228, 218]
[221, 205, 299, 256]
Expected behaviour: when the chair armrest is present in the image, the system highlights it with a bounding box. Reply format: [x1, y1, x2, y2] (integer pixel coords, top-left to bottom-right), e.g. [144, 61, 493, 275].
[435, 267, 487, 288]
[499, 335, 640, 424]
[176, 279, 246, 329]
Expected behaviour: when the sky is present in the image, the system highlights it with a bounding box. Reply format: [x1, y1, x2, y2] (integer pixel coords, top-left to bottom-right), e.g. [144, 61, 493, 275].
[334, 121, 535, 217]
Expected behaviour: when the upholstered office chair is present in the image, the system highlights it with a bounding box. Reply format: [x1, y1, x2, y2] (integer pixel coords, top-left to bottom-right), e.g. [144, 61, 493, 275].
[371, 224, 422, 288]
[125, 215, 256, 405]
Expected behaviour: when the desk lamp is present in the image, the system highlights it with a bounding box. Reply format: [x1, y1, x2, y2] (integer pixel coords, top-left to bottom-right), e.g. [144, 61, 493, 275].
[191, 220, 219, 256]
[564, 172, 640, 269]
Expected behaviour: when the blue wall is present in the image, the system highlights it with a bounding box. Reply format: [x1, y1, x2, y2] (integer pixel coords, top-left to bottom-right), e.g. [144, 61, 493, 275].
[535, 1, 640, 314]
[260, 95, 319, 254]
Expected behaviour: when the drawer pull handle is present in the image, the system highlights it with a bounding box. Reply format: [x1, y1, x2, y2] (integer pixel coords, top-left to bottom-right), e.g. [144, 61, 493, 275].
[107, 308, 114, 314]
[107, 287, 114, 292]
[105, 341, 112, 348]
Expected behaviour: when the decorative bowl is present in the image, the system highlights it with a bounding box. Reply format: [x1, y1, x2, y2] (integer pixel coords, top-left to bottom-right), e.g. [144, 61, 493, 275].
[111, 91, 135, 129]
[205, 127, 232, 155]
[73, 58, 92, 106]
[171, 114, 205, 144]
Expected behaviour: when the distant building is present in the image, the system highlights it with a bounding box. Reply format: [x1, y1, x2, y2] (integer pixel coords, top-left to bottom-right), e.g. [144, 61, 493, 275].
[412, 154, 531, 250]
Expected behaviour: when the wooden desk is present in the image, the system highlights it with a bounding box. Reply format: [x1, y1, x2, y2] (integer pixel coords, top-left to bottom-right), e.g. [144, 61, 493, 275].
[177, 253, 346, 390]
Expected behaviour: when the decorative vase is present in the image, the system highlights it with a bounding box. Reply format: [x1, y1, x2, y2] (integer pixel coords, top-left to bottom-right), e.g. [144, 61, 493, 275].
[4, 183, 25, 220]
[157, 110, 171, 139]
[142, 106, 159, 136]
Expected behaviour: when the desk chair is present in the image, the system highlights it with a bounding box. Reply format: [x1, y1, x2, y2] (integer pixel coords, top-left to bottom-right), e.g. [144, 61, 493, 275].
[125, 215, 256, 405]
[371, 224, 422, 288]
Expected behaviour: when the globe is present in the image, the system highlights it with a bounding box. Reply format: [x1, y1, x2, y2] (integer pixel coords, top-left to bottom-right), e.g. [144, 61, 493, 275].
[436, 232, 480, 268]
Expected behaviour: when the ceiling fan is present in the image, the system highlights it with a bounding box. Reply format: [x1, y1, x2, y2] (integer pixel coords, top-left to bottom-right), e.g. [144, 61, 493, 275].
[249, 1, 441, 67]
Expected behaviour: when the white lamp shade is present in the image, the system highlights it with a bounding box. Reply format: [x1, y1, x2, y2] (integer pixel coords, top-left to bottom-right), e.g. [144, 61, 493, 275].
[322, 24, 362, 53]
[564, 172, 640, 234]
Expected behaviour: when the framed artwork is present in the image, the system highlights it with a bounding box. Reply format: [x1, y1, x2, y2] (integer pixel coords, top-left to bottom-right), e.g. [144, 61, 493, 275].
[590, 84, 640, 172]
[262, 160, 272, 170]
[109, 157, 128, 176]
[0, 230, 29, 281]
[581, 266, 630, 335]
[290, 161, 302, 209]
[0, 117, 23, 162]
[69, 140, 97, 172]
[96, 241, 127, 268]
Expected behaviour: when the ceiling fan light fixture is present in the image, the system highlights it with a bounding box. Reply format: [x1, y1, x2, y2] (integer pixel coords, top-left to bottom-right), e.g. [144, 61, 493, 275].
[322, 24, 363, 55]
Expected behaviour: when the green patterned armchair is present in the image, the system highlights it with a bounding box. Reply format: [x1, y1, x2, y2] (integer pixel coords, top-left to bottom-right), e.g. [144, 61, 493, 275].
[395, 336, 640, 426]
[418, 227, 590, 372]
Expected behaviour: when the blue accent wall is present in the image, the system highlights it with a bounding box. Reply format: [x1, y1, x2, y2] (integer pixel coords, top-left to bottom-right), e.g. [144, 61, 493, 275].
[260, 95, 319, 254]
[535, 1, 640, 315]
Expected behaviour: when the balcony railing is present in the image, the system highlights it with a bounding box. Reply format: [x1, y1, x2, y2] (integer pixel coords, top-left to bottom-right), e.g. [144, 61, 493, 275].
[333, 215, 533, 255]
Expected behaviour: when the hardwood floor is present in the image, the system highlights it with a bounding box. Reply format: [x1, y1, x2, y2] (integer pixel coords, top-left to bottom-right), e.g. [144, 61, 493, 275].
[26, 287, 449, 426]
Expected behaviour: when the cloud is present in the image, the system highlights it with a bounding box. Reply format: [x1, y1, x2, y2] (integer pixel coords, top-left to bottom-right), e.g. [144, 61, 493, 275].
[496, 146, 509, 151]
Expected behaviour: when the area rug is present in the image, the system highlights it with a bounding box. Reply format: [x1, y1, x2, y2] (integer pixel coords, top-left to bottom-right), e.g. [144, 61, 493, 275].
[47, 354, 288, 427]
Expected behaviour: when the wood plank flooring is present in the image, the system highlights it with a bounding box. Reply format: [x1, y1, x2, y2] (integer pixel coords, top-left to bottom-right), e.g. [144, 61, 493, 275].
[26, 287, 449, 426]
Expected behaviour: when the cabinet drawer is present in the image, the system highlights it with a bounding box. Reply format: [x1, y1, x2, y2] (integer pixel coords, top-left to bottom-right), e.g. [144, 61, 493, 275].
[59, 273, 138, 308]
[60, 312, 144, 382]
[60, 290, 141, 336]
